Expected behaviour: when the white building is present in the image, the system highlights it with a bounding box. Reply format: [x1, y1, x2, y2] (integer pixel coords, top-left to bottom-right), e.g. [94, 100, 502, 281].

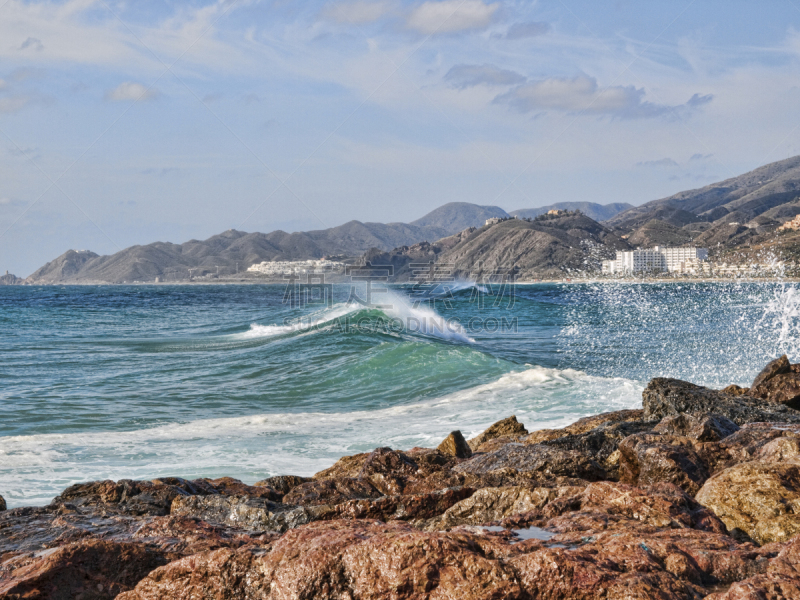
[485, 217, 503, 226]
[247, 259, 346, 276]
[602, 246, 708, 275]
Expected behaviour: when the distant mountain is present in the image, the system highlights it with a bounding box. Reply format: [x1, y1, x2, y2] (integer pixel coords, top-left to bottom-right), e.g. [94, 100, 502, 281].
[365, 213, 631, 280]
[410, 202, 509, 235]
[0, 272, 23, 285]
[607, 155, 800, 233]
[510, 202, 633, 223]
[26, 203, 498, 283]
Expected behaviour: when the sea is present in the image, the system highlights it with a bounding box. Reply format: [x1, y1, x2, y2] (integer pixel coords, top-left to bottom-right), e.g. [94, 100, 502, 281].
[2, 281, 799, 509]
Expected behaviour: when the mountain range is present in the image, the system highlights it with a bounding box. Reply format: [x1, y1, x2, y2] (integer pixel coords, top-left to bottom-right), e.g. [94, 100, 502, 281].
[21, 202, 630, 283]
[15, 156, 800, 284]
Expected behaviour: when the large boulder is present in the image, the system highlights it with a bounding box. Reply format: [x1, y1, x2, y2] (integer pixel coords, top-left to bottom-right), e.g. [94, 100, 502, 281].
[642, 378, 800, 425]
[653, 413, 739, 442]
[750, 373, 800, 409]
[704, 533, 800, 599]
[282, 478, 383, 506]
[467, 416, 528, 451]
[424, 485, 582, 530]
[696, 460, 800, 544]
[170, 495, 325, 533]
[750, 354, 791, 389]
[618, 434, 710, 495]
[252, 475, 311, 497]
[0, 494, 5, 512]
[0, 540, 168, 600]
[453, 443, 606, 481]
[437, 430, 472, 458]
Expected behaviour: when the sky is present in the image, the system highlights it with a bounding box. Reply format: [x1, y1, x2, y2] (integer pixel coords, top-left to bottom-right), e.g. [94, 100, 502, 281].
[1, 0, 800, 276]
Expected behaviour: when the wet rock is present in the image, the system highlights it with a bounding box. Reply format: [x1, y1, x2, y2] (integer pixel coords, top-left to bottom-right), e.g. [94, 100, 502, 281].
[721, 384, 750, 396]
[454, 442, 606, 480]
[199, 477, 280, 501]
[425, 485, 583, 531]
[252, 475, 311, 497]
[705, 533, 800, 599]
[467, 416, 528, 451]
[642, 378, 800, 425]
[330, 487, 476, 522]
[119, 519, 526, 600]
[750, 354, 791, 390]
[696, 461, 800, 544]
[653, 413, 739, 442]
[170, 495, 328, 533]
[0, 539, 168, 600]
[556, 481, 727, 533]
[282, 477, 382, 506]
[523, 409, 646, 445]
[437, 430, 472, 458]
[404, 447, 457, 477]
[510, 527, 770, 599]
[756, 435, 800, 462]
[750, 372, 800, 409]
[0, 494, 5, 512]
[618, 434, 710, 495]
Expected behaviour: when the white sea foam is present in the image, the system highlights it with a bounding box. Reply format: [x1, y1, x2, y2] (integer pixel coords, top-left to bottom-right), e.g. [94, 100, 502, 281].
[0, 365, 642, 507]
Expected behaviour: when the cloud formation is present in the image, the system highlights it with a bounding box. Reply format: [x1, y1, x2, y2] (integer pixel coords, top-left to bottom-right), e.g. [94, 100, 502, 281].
[505, 21, 550, 40]
[105, 82, 159, 102]
[407, 0, 497, 34]
[321, 1, 392, 24]
[19, 37, 43, 52]
[637, 158, 679, 167]
[444, 64, 525, 89]
[0, 96, 30, 113]
[495, 75, 712, 119]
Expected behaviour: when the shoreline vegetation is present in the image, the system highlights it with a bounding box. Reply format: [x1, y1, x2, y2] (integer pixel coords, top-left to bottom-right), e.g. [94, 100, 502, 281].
[5, 358, 800, 597]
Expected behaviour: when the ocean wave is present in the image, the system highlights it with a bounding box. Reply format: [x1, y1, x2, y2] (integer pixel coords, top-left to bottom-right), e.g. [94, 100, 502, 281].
[0, 365, 642, 507]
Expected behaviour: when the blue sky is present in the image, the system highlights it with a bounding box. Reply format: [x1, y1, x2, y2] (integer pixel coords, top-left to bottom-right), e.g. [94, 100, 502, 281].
[1, 0, 800, 275]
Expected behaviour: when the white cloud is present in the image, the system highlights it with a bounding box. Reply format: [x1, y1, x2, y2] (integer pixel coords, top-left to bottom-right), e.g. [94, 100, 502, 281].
[444, 64, 525, 89]
[495, 75, 712, 119]
[407, 0, 497, 35]
[321, 1, 392, 24]
[105, 82, 159, 102]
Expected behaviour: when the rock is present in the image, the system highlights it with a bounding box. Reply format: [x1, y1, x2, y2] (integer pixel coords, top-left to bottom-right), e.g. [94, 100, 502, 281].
[705, 534, 800, 599]
[424, 485, 583, 531]
[523, 409, 646, 445]
[474, 435, 522, 453]
[198, 477, 280, 501]
[467, 416, 528, 451]
[696, 461, 800, 544]
[642, 378, 800, 425]
[550, 481, 728, 533]
[0, 494, 5, 512]
[700, 422, 800, 473]
[750, 372, 800, 409]
[0, 539, 168, 599]
[329, 487, 476, 522]
[653, 413, 739, 442]
[437, 430, 472, 458]
[721, 384, 750, 396]
[118, 520, 525, 600]
[618, 434, 710, 495]
[312, 447, 421, 480]
[170, 495, 328, 533]
[454, 443, 606, 481]
[252, 475, 311, 497]
[750, 354, 791, 389]
[282, 477, 383, 506]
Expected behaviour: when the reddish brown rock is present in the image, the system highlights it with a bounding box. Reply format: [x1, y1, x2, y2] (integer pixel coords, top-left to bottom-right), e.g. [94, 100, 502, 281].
[705, 533, 800, 599]
[252, 475, 311, 497]
[750, 354, 791, 390]
[0, 494, 5, 512]
[618, 434, 710, 495]
[454, 442, 606, 481]
[0, 539, 167, 600]
[436, 430, 473, 458]
[750, 372, 800, 409]
[467, 415, 528, 451]
[282, 477, 382, 506]
[653, 413, 739, 442]
[523, 409, 647, 445]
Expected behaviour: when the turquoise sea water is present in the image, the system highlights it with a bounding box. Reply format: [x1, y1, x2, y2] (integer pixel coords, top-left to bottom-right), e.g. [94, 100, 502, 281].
[1, 282, 798, 508]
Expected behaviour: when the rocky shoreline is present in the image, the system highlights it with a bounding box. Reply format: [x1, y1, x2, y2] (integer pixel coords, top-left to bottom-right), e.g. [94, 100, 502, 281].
[5, 358, 800, 598]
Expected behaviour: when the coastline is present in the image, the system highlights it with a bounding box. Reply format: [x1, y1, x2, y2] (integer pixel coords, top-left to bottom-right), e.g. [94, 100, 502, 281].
[4, 358, 800, 598]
